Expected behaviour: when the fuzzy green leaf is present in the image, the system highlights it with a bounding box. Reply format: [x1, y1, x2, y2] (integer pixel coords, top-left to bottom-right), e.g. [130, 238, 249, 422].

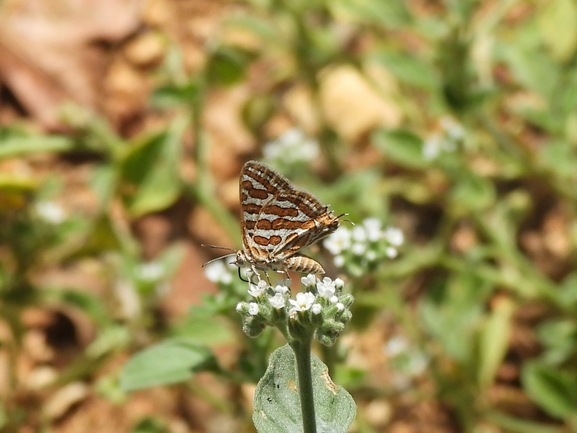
[253, 344, 356, 433]
[120, 117, 186, 217]
[120, 340, 218, 391]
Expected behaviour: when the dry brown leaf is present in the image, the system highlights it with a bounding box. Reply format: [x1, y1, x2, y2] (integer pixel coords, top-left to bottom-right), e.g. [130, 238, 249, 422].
[0, 0, 143, 129]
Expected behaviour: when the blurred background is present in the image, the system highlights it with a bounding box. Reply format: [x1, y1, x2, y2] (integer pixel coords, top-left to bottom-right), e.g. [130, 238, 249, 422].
[1, 0, 577, 432]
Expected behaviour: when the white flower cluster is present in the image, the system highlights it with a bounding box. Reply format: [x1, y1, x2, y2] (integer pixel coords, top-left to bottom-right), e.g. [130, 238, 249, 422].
[235, 275, 353, 344]
[262, 128, 320, 166]
[241, 275, 345, 316]
[293, 276, 346, 313]
[422, 116, 465, 161]
[131, 260, 170, 297]
[383, 335, 429, 389]
[324, 218, 404, 274]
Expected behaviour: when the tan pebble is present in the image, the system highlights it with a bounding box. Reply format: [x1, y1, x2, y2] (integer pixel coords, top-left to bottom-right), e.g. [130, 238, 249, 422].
[43, 382, 89, 420]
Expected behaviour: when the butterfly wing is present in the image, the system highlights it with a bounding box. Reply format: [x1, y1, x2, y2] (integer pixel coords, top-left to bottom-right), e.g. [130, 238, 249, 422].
[239, 161, 294, 260]
[265, 189, 341, 259]
[239, 160, 341, 267]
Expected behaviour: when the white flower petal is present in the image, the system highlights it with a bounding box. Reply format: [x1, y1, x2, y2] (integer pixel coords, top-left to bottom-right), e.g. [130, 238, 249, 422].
[384, 227, 404, 246]
[334, 255, 345, 267]
[352, 243, 366, 255]
[269, 293, 286, 309]
[386, 246, 398, 258]
[248, 303, 260, 316]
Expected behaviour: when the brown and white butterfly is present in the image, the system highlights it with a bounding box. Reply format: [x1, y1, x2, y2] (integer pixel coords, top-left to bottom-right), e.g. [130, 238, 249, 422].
[204, 160, 343, 280]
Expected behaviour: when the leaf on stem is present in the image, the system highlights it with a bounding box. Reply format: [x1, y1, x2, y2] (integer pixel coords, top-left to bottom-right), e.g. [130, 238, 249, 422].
[253, 344, 356, 433]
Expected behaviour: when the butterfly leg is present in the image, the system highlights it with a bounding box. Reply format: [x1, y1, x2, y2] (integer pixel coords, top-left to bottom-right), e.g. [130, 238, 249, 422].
[238, 266, 261, 285]
[246, 265, 271, 286]
[250, 266, 262, 285]
[275, 270, 292, 286]
[238, 267, 249, 283]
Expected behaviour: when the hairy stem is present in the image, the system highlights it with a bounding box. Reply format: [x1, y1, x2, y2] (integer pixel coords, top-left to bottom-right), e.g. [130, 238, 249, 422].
[290, 338, 317, 433]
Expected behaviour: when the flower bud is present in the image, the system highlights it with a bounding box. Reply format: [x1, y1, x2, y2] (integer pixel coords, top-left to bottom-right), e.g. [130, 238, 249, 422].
[270, 304, 287, 324]
[242, 316, 266, 338]
[334, 278, 345, 291]
[236, 302, 249, 316]
[339, 293, 355, 308]
[310, 305, 324, 327]
[317, 319, 345, 346]
[318, 333, 336, 346]
[337, 309, 353, 324]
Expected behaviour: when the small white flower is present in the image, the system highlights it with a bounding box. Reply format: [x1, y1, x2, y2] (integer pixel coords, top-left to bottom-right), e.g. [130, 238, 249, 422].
[279, 127, 303, 145]
[136, 262, 164, 282]
[384, 336, 409, 357]
[336, 302, 344, 311]
[366, 250, 377, 261]
[330, 295, 339, 304]
[248, 302, 260, 316]
[262, 140, 282, 160]
[269, 293, 286, 309]
[205, 260, 233, 284]
[317, 277, 336, 299]
[248, 280, 268, 298]
[289, 292, 316, 313]
[35, 201, 66, 224]
[263, 128, 320, 164]
[384, 227, 404, 246]
[407, 352, 429, 375]
[352, 243, 366, 255]
[386, 246, 398, 258]
[324, 227, 351, 255]
[334, 278, 344, 290]
[363, 218, 382, 242]
[274, 285, 289, 295]
[300, 138, 321, 160]
[300, 274, 316, 288]
[351, 226, 367, 243]
[440, 116, 465, 141]
[312, 303, 322, 315]
[423, 133, 442, 160]
[236, 302, 245, 312]
[334, 255, 345, 267]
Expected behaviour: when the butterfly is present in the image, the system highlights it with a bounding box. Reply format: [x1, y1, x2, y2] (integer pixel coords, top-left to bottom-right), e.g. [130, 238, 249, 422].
[204, 160, 343, 281]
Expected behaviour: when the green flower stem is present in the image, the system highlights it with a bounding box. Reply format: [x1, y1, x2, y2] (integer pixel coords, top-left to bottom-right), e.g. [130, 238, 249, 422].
[290, 337, 317, 433]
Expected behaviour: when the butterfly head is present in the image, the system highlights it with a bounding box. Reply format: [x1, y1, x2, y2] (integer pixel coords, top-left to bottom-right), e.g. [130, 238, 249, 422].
[232, 249, 249, 268]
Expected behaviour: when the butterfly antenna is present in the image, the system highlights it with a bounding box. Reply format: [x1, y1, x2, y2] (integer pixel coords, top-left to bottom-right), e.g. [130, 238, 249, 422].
[201, 252, 237, 268]
[337, 213, 354, 226]
[201, 243, 237, 252]
[200, 244, 239, 268]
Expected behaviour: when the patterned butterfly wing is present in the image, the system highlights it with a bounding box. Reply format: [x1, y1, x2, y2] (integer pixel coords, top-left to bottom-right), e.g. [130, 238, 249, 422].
[263, 188, 340, 259]
[238, 160, 342, 275]
[239, 161, 293, 260]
